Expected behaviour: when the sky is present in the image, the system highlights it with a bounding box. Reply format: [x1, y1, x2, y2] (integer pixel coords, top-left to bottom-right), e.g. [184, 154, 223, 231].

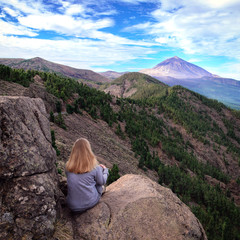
[0, 0, 240, 80]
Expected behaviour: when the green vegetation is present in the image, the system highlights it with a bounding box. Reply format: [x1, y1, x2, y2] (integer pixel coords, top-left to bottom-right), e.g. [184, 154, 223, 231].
[107, 164, 120, 185]
[54, 113, 67, 130]
[56, 101, 62, 113]
[0, 64, 36, 87]
[50, 111, 55, 122]
[158, 164, 240, 240]
[55, 162, 63, 175]
[237, 177, 240, 185]
[43, 73, 80, 101]
[2, 65, 240, 240]
[102, 72, 168, 99]
[51, 130, 60, 156]
[115, 123, 125, 139]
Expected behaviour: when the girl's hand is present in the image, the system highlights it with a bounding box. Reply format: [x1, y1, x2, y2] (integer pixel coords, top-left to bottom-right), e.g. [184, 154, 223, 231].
[99, 164, 106, 169]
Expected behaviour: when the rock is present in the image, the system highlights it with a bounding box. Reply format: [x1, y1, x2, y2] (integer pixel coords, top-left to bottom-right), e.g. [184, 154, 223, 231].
[73, 174, 207, 240]
[27, 80, 61, 114]
[0, 79, 60, 114]
[0, 96, 55, 178]
[0, 96, 60, 239]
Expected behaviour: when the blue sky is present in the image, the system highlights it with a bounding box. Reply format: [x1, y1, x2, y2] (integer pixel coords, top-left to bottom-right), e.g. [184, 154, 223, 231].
[0, 0, 240, 79]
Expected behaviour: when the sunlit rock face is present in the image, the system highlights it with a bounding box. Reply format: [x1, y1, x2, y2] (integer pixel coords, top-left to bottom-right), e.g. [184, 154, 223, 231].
[72, 174, 207, 240]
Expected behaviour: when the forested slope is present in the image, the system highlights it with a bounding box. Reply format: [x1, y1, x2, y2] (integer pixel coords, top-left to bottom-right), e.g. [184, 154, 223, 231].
[1, 64, 240, 240]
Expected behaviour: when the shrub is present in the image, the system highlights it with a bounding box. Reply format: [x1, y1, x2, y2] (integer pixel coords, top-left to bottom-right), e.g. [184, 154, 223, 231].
[107, 164, 120, 185]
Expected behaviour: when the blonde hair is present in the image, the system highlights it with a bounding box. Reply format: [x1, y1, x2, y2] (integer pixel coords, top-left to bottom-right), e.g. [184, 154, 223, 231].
[65, 138, 98, 174]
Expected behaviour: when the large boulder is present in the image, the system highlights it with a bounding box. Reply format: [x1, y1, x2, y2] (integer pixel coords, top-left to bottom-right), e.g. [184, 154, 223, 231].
[0, 96, 60, 240]
[73, 174, 207, 240]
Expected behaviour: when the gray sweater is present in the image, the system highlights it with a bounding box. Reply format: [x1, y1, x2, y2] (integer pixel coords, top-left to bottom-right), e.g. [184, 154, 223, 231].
[66, 165, 109, 212]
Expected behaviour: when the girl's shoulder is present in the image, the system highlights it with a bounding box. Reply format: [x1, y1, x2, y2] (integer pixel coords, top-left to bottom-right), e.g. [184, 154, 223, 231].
[66, 165, 101, 176]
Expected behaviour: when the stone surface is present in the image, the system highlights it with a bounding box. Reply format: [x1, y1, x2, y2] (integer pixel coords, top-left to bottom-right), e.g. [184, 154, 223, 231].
[0, 96, 60, 240]
[73, 174, 207, 240]
[0, 79, 60, 114]
[27, 78, 61, 114]
[0, 96, 55, 178]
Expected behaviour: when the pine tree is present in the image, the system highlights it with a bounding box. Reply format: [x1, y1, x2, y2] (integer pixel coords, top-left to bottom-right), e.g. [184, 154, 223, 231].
[107, 164, 120, 185]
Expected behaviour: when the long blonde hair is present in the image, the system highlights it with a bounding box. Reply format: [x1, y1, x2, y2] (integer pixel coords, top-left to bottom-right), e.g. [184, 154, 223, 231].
[65, 138, 98, 174]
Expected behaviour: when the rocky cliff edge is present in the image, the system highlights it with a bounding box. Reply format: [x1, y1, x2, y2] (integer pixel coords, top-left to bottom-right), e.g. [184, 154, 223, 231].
[0, 96, 207, 240]
[56, 174, 207, 240]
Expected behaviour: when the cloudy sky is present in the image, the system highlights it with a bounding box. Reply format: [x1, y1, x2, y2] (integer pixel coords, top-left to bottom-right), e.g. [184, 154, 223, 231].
[0, 0, 240, 79]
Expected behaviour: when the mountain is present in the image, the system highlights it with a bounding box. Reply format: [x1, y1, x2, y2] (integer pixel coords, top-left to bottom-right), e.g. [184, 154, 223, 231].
[102, 72, 167, 99]
[140, 56, 240, 109]
[98, 70, 127, 80]
[0, 57, 110, 83]
[1, 65, 240, 239]
[140, 56, 214, 79]
[0, 95, 207, 239]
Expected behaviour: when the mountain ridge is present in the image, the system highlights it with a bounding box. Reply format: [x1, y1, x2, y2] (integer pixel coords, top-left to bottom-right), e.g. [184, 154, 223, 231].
[1, 65, 240, 239]
[102, 72, 167, 99]
[98, 70, 127, 80]
[0, 57, 110, 83]
[1, 56, 239, 109]
[139, 56, 240, 109]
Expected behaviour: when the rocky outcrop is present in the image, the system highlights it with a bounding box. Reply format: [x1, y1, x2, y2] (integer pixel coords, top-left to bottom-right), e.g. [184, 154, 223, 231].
[27, 76, 61, 113]
[0, 79, 60, 113]
[59, 174, 207, 240]
[0, 96, 60, 240]
[0, 95, 208, 240]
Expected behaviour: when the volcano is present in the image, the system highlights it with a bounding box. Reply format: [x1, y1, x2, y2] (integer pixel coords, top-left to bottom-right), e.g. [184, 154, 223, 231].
[140, 56, 214, 79]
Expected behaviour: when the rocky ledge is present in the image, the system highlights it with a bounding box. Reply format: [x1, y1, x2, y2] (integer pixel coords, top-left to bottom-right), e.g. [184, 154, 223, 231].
[0, 96, 207, 240]
[55, 175, 207, 240]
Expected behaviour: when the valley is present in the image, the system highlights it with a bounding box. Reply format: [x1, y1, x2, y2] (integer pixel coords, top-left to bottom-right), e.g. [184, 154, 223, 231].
[0, 63, 240, 239]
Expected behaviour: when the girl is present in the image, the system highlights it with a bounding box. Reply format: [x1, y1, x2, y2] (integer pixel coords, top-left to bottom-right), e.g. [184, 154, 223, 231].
[65, 138, 109, 212]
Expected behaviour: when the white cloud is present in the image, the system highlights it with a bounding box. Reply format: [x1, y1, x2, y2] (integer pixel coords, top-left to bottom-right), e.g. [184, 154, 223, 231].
[65, 4, 85, 16]
[0, 34, 156, 69]
[18, 13, 114, 36]
[197, 0, 240, 8]
[125, 0, 240, 60]
[0, 0, 43, 15]
[0, 19, 37, 36]
[3, 7, 19, 17]
[16, 11, 156, 47]
[0, 0, 159, 71]
[1, 0, 239, 80]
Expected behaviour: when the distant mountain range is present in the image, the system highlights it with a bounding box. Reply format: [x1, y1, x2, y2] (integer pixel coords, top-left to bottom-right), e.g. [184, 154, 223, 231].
[0, 57, 110, 83]
[138, 56, 240, 109]
[0, 56, 239, 109]
[98, 71, 127, 80]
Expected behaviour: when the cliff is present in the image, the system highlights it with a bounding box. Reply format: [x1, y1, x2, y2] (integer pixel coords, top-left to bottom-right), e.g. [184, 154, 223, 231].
[0, 96, 61, 239]
[0, 96, 207, 239]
